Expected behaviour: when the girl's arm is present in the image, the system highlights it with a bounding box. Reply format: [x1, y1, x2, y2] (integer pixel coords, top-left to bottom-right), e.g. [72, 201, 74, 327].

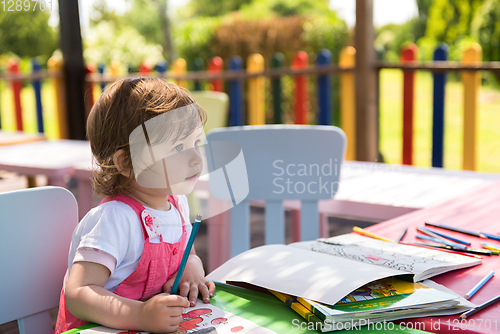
[66, 261, 189, 333]
[163, 246, 216, 306]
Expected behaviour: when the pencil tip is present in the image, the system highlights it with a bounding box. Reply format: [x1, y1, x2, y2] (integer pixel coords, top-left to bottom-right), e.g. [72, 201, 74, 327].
[196, 214, 202, 221]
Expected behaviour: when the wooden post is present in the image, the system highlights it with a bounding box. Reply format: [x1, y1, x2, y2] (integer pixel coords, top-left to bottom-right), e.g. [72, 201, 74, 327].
[7, 59, 23, 131]
[172, 58, 187, 88]
[292, 51, 309, 124]
[432, 44, 448, 168]
[192, 57, 204, 91]
[340, 46, 356, 160]
[247, 53, 265, 125]
[401, 43, 418, 165]
[208, 57, 224, 92]
[48, 56, 68, 139]
[271, 53, 285, 124]
[229, 56, 244, 126]
[355, 0, 378, 161]
[58, 0, 86, 140]
[31, 58, 44, 134]
[317, 49, 333, 126]
[461, 43, 481, 171]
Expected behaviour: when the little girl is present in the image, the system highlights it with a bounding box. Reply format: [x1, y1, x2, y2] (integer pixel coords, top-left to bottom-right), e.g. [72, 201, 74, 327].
[54, 77, 215, 333]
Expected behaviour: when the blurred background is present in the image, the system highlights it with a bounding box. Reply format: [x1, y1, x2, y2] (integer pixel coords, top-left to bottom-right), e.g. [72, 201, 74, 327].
[0, 0, 499, 172]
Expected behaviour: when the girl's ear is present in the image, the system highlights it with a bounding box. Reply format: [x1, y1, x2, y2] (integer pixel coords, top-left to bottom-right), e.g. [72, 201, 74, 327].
[113, 149, 132, 178]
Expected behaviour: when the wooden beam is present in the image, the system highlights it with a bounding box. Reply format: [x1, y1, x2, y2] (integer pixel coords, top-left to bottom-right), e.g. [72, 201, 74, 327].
[355, 0, 378, 161]
[58, 0, 86, 140]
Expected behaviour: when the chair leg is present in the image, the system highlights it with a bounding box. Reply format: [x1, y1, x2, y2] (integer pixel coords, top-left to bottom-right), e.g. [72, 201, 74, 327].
[320, 213, 329, 238]
[291, 209, 301, 242]
[18, 310, 52, 334]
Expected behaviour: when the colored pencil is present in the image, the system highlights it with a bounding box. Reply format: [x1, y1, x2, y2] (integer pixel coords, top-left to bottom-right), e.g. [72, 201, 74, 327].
[416, 234, 467, 250]
[396, 227, 408, 242]
[481, 232, 500, 242]
[482, 243, 500, 252]
[465, 271, 495, 300]
[353, 226, 395, 243]
[406, 242, 482, 259]
[268, 289, 323, 324]
[458, 294, 500, 320]
[424, 222, 486, 238]
[421, 227, 471, 246]
[171, 214, 202, 295]
[412, 242, 492, 256]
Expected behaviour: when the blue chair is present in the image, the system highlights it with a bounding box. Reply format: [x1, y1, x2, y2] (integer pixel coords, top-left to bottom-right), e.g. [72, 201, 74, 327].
[0, 187, 78, 334]
[205, 125, 346, 257]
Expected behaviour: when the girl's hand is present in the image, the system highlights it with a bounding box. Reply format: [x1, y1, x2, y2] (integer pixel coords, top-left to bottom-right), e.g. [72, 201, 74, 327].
[163, 254, 216, 307]
[139, 293, 190, 333]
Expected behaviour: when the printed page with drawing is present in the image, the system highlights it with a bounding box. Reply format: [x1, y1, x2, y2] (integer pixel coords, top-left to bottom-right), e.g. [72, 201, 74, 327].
[207, 234, 481, 306]
[291, 234, 481, 281]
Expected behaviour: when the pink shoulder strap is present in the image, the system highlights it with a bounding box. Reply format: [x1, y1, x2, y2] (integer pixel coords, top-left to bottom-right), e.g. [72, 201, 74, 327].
[99, 194, 185, 239]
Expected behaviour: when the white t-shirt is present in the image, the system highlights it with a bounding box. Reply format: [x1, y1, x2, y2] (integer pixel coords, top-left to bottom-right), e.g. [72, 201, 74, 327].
[67, 195, 192, 292]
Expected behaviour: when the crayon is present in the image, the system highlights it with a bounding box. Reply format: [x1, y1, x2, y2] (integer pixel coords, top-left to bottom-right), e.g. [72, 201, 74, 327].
[353, 226, 395, 243]
[424, 222, 486, 238]
[465, 271, 495, 300]
[422, 227, 471, 246]
[416, 234, 467, 250]
[458, 294, 500, 320]
[396, 228, 408, 242]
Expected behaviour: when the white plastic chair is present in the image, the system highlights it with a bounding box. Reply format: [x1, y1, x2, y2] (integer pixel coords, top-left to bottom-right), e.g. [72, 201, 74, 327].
[205, 125, 346, 257]
[0, 186, 78, 334]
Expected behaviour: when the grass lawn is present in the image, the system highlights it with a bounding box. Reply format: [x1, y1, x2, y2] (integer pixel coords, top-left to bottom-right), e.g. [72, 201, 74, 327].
[379, 69, 500, 173]
[1, 73, 499, 172]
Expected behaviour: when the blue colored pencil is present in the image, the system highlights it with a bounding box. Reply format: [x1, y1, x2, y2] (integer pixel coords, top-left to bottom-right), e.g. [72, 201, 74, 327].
[396, 227, 408, 242]
[465, 271, 495, 300]
[423, 227, 471, 246]
[171, 214, 202, 295]
[459, 293, 500, 320]
[481, 232, 500, 242]
[416, 234, 467, 250]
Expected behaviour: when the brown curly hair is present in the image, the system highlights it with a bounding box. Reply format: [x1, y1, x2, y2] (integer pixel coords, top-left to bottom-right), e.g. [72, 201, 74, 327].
[87, 77, 207, 196]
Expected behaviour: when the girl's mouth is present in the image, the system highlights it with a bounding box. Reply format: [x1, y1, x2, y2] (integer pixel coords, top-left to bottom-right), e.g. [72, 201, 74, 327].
[185, 172, 201, 181]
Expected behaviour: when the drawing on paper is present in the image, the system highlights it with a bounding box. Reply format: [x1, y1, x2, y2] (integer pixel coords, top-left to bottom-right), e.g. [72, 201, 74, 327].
[78, 300, 276, 334]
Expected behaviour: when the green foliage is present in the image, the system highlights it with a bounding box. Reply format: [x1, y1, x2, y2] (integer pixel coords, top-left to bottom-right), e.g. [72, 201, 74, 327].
[84, 21, 165, 68]
[238, 0, 331, 19]
[0, 8, 57, 59]
[124, 0, 163, 46]
[188, 0, 253, 17]
[471, 0, 500, 61]
[302, 14, 349, 63]
[174, 16, 221, 66]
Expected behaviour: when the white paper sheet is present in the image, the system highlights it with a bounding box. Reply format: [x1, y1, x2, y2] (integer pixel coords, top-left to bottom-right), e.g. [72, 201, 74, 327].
[206, 244, 406, 305]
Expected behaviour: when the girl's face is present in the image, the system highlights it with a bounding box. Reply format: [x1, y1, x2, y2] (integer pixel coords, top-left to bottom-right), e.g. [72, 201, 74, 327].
[134, 125, 205, 195]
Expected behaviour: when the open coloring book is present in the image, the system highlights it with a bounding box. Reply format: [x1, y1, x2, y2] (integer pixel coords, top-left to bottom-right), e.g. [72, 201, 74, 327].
[207, 234, 481, 306]
[77, 299, 277, 334]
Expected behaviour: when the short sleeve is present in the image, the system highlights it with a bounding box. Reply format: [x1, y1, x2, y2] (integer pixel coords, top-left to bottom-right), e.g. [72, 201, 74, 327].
[74, 247, 117, 274]
[73, 201, 141, 268]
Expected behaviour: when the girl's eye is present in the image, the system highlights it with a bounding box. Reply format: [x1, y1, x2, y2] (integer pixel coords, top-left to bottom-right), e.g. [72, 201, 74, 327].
[194, 139, 201, 147]
[174, 144, 183, 152]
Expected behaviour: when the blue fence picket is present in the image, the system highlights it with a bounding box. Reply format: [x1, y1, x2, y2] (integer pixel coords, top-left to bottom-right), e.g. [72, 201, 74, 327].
[98, 63, 106, 92]
[156, 61, 168, 77]
[229, 56, 244, 126]
[317, 49, 332, 125]
[432, 44, 448, 168]
[31, 58, 44, 133]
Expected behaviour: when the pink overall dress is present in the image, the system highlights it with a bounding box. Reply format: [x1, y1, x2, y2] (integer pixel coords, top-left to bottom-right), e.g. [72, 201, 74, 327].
[54, 194, 187, 334]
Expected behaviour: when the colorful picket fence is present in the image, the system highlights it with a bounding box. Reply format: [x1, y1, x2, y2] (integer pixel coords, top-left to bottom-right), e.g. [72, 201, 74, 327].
[0, 44, 493, 171]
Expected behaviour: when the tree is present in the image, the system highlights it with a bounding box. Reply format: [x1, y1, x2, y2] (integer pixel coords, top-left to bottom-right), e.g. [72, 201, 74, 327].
[188, 0, 253, 17]
[0, 8, 57, 58]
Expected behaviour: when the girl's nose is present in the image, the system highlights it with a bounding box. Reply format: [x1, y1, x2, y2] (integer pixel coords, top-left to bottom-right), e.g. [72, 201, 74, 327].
[189, 146, 203, 168]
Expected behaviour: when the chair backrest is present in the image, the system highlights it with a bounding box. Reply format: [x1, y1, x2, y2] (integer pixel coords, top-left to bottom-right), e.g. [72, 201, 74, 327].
[205, 125, 346, 256]
[0, 186, 78, 334]
[189, 90, 229, 133]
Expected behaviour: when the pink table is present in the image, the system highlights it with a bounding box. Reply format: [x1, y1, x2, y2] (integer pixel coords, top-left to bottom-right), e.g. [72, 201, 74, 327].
[0, 139, 91, 212]
[366, 181, 500, 334]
